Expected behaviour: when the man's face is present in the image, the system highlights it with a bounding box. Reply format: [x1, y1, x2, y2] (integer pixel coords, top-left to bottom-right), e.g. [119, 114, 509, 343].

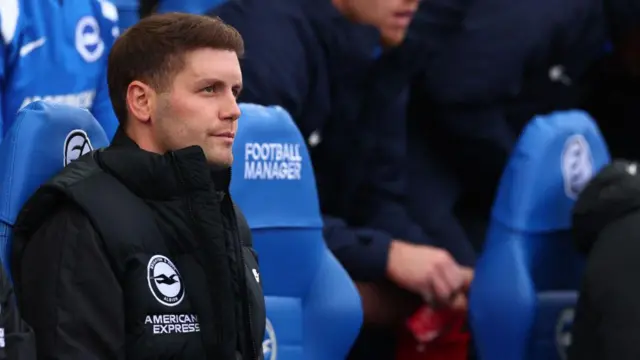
[153, 48, 242, 167]
[349, 0, 419, 46]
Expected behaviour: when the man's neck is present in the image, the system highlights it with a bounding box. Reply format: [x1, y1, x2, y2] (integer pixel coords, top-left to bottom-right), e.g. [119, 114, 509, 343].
[124, 126, 165, 155]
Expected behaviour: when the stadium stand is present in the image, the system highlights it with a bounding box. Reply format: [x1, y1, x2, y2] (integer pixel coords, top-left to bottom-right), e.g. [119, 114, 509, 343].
[469, 111, 610, 360]
[230, 104, 363, 360]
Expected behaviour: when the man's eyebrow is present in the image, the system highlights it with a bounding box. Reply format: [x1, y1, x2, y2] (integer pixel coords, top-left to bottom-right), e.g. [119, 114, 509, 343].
[195, 78, 242, 89]
[194, 77, 224, 87]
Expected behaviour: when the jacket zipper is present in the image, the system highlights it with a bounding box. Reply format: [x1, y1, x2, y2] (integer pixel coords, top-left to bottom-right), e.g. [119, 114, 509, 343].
[169, 153, 250, 358]
[168, 155, 258, 359]
[236, 226, 258, 360]
[225, 174, 259, 360]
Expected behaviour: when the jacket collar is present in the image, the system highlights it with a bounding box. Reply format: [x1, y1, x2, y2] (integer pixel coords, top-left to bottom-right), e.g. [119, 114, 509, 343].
[96, 128, 231, 200]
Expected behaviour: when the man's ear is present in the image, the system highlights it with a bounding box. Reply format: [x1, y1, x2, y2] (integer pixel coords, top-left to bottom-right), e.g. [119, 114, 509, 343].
[126, 80, 155, 124]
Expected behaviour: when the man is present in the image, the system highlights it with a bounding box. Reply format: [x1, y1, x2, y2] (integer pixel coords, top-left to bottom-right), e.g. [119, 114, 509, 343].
[211, 0, 472, 358]
[0, 0, 120, 139]
[10, 13, 265, 360]
[213, 0, 471, 302]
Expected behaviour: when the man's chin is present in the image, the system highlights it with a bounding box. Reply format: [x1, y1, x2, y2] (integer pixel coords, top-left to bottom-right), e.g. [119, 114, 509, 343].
[381, 29, 407, 47]
[205, 153, 233, 170]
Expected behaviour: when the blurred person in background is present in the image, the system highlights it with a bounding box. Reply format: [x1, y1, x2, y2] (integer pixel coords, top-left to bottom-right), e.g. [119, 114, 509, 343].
[405, 0, 610, 252]
[0, 0, 120, 140]
[206, 0, 474, 358]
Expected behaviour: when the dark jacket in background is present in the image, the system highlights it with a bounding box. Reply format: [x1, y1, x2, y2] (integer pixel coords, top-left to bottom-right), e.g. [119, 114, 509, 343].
[408, 0, 609, 212]
[11, 131, 265, 360]
[212, 0, 469, 280]
[582, 27, 640, 161]
[605, 0, 640, 44]
[570, 160, 640, 360]
[369, 0, 478, 267]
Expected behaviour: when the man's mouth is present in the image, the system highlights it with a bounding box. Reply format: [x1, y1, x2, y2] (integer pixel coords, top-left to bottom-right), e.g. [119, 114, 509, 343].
[213, 131, 235, 139]
[391, 11, 415, 27]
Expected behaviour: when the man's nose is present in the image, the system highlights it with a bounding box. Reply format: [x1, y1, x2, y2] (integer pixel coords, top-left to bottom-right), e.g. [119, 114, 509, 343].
[220, 93, 241, 122]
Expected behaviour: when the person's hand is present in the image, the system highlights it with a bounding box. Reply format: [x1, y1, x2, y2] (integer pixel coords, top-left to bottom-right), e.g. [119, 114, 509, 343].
[449, 293, 468, 310]
[386, 240, 466, 304]
[460, 266, 474, 291]
[448, 267, 474, 310]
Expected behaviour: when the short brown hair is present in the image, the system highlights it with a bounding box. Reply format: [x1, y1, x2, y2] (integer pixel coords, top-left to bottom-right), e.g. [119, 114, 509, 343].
[107, 13, 244, 125]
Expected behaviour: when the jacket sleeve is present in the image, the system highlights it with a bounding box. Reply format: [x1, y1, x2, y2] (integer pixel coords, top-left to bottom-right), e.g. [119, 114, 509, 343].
[14, 203, 125, 360]
[359, 41, 479, 261]
[361, 85, 437, 244]
[323, 215, 392, 282]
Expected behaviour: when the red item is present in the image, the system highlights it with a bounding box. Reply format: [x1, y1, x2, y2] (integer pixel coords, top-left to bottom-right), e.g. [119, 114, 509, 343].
[395, 305, 470, 360]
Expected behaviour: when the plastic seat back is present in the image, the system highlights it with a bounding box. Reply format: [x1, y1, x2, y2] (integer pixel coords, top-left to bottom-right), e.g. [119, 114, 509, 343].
[469, 110, 610, 360]
[0, 101, 109, 278]
[230, 104, 362, 360]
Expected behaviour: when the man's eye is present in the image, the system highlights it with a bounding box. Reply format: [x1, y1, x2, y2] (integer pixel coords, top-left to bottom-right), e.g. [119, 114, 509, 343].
[202, 86, 215, 93]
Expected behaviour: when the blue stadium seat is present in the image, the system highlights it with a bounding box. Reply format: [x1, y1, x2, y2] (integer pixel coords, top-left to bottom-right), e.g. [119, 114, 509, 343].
[469, 110, 610, 360]
[230, 104, 363, 360]
[0, 101, 109, 278]
[156, 0, 227, 15]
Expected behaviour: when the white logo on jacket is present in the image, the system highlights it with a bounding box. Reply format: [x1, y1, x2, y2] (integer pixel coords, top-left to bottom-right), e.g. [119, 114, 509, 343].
[147, 255, 185, 307]
[145, 313, 200, 335]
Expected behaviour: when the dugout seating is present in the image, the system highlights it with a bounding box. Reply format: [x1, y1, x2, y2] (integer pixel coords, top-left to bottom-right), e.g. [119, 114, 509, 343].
[469, 110, 610, 360]
[230, 103, 363, 360]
